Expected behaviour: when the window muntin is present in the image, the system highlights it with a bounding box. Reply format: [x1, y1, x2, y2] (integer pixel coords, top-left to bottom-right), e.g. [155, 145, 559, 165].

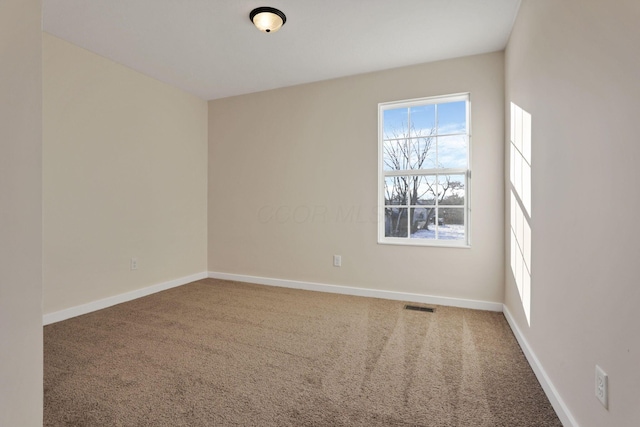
[378, 94, 470, 247]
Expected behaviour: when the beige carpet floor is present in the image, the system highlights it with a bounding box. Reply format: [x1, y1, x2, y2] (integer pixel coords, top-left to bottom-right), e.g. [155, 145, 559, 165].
[44, 278, 562, 426]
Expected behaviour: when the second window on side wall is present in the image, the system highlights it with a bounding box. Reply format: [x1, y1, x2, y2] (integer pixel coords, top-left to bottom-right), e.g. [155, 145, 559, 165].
[378, 93, 470, 247]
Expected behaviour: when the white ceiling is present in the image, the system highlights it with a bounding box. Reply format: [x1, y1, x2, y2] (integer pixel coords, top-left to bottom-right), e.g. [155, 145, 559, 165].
[43, 0, 521, 100]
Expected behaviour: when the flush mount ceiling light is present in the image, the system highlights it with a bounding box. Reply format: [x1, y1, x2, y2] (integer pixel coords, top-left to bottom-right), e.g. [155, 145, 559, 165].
[250, 7, 286, 33]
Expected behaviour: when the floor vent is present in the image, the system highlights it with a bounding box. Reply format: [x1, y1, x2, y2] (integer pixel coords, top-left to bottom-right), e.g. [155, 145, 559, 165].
[404, 305, 435, 313]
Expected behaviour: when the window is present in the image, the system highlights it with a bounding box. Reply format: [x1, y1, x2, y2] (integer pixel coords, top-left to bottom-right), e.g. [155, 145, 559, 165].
[378, 93, 470, 247]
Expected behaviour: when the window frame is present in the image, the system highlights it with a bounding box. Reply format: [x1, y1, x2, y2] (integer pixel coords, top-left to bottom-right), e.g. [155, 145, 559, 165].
[377, 93, 472, 248]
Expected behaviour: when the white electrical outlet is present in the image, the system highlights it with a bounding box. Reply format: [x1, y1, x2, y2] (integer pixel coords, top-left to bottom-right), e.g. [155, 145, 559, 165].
[595, 365, 608, 409]
[130, 257, 138, 271]
[333, 255, 341, 267]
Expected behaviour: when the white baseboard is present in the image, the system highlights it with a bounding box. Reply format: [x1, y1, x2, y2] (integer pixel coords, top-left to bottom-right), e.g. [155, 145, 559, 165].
[42, 272, 208, 325]
[207, 271, 503, 312]
[502, 305, 579, 427]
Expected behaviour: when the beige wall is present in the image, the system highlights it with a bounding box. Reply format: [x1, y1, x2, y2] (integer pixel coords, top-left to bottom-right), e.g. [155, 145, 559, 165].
[209, 52, 505, 303]
[43, 34, 208, 314]
[505, 1, 640, 425]
[0, 0, 43, 425]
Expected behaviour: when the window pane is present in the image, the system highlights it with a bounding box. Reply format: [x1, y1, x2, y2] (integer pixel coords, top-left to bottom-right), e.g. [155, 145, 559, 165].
[437, 101, 466, 134]
[409, 207, 436, 234]
[414, 175, 436, 205]
[410, 207, 436, 240]
[438, 175, 465, 206]
[383, 140, 406, 171]
[437, 135, 468, 168]
[409, 104, 436, 137]
[439, 207, 464, 226]
[408, 136, 437, 170]
[383, 108, 408, 139]
[385, 207, 408, 237]
[437, 208, 465, 240]
[384, 177, 407, 205]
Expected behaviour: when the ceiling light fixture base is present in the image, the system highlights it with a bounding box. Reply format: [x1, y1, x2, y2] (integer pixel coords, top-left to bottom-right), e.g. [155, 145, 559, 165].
[250, 7, 287, 33]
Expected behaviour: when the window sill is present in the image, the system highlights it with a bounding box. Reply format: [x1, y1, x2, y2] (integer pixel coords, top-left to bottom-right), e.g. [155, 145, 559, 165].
[377, 238, 471, 249]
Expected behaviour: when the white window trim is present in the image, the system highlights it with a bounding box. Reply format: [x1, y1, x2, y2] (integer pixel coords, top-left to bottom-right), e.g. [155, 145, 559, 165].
[377, 93, 472, 248]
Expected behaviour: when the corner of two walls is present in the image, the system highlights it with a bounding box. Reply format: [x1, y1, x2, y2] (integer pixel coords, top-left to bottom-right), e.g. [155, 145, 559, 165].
[43, 33, 208, 317]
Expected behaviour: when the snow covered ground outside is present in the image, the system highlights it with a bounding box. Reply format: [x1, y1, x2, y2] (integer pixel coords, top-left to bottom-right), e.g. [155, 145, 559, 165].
[411, 224, 465, 240]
